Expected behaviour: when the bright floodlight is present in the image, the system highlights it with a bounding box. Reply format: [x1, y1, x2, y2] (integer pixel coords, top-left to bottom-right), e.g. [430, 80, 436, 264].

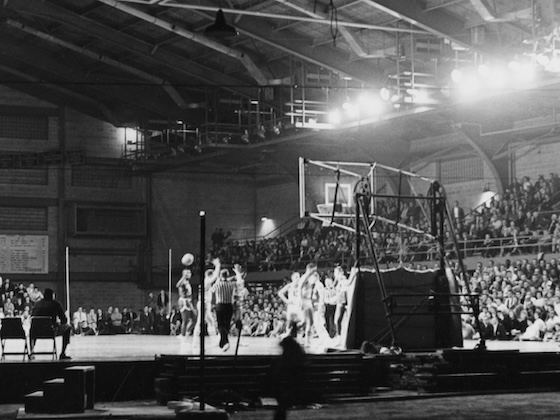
[412, 89, 430, 104]
[456, 74, 481, 100]
[487, 67, 508, 90]
[451, 68, 463, 83]
[327, 109, 342, 125]
[537, 53, 550, 67]
[510, 61, 535, 83]
[358, 92, 384, 115]
[125, 127, 137, 142]
[478, 64, 491, 78]
[379, 87, 391, 101]
[508, 60, 521, 72]
[548, 56, 560, 72]
[343, 102, 360, 119]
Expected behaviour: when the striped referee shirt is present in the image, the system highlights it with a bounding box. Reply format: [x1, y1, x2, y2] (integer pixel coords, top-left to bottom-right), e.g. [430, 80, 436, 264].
[212, 279, 237, 304]
[324, 286, 337, 305]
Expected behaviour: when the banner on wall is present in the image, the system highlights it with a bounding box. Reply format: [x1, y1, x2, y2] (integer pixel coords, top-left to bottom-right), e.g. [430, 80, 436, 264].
[0, 235, 48, 274]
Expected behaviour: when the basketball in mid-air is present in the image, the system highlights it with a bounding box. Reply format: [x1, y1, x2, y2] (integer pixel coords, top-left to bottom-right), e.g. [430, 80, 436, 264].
[181, 253, 194, 266]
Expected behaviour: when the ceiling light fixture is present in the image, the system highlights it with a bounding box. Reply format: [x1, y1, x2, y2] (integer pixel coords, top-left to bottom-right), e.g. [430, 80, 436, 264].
[205, 9, 238, 38]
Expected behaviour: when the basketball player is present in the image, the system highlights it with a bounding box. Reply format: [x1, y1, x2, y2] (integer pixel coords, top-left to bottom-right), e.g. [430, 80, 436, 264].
[192, 257, 220, 347]
[176, 267, 196, 338]
[333, 265, 358, 346]
[311, 272, 330, 346]
[278, 271, 302, 337]
[232, 263, 249, 328]
[298, 263, 324, 347]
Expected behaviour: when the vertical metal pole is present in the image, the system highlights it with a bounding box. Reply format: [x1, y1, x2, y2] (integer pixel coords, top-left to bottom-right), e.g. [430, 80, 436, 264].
[65, 247, 70, 314]
[168, 249, 172, 316]
[355, 193, 360, 267]
[199, 211, 206, 410]
[438, 188, 445, 270]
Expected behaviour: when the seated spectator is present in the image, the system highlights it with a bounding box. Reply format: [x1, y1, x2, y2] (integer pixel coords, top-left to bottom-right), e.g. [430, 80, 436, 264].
[489, 315, 508, 340]
[138, 305, 154, 334]
[519, 311, 546, 341]
[153, 307, 169, 335]
[103, 306, 114, 334]
[27, 284, 43, 303]
[111, 307, 125, 333]
[122, 307, 133, 333]
[169, 306, 181, 336]
[72, 306, 87, 335]
[87, 308, 98, 335]
[3, 297, 14, 317]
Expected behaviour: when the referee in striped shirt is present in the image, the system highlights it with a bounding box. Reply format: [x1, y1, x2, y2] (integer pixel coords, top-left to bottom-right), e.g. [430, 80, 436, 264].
[211, 267, 237, 350]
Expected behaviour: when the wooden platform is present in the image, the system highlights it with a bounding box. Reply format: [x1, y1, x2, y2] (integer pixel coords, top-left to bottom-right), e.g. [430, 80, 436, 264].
[2, 334, 560, 405]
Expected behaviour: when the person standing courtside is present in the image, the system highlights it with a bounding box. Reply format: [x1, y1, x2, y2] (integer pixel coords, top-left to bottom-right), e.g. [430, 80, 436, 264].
[212, 267, 238, 351]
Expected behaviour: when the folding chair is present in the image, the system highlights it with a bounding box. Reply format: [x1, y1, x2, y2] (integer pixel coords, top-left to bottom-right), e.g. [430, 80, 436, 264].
[29, 316, 57, 360]
[0, 317, 29, 361]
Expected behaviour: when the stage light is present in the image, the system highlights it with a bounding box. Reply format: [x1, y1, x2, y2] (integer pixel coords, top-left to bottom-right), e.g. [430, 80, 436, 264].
[451, 68, 463, 84]
[548, 56, 560, 72]
[380, 87, 391, 101]
[508, 60, 521, 72]
[125, 127, 137, 142]
[327, 109, 342, 125]
[487, 67, 508, 90]
[205, 9, 238, 38]
[358, 92, 384, 115]
[511, 61, 536, 82]
[515, 62, 536, 82]
[258, 216, 276, 237]
[456, 74, 481, 100]
[342, 101, 359, 119]
[478, 64, 491, 78]
[536, 53, 550, 67]
[412, 89, 430, 104]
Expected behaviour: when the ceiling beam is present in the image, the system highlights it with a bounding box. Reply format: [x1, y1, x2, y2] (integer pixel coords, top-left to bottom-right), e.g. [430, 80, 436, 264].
[0, 35, 192, 123]
[361, 0, 475, 51]
[273, 0, 376, 59]
[0, 64, 120, 126]
[6, 19, 189, 110]
[3, 0, 259, 99]
[155, 1, 428, 34]
[468, 0, 496, 22]
[233, 17, 385, 85]
[96, 0, 269, 86]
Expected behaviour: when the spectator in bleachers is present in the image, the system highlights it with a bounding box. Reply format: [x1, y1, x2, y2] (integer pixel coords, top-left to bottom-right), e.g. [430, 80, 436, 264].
[87, 308, 98, 335]
[72, 306, 87, 335]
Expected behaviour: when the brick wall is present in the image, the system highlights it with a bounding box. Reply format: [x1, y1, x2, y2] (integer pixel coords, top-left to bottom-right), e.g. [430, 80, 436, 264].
[150, 172, 257, 269]
[514, 142, 560, 182]
[256, 182, 299, 236]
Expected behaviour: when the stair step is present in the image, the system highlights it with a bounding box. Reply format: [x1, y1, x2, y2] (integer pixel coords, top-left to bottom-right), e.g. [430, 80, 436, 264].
[24, 391, 44, 414]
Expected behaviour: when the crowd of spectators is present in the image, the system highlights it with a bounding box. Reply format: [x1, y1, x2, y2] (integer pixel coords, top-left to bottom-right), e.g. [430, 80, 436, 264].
[2, 172, 560, 344]
[206, 173, 560, 271]
[0, 278, 44, 327]
[460, 255, 560, 343]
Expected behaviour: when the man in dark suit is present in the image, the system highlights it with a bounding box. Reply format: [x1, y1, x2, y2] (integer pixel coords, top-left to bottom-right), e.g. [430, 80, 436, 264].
[32, 288, 72, 360]
[452, 201, 465, 223]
